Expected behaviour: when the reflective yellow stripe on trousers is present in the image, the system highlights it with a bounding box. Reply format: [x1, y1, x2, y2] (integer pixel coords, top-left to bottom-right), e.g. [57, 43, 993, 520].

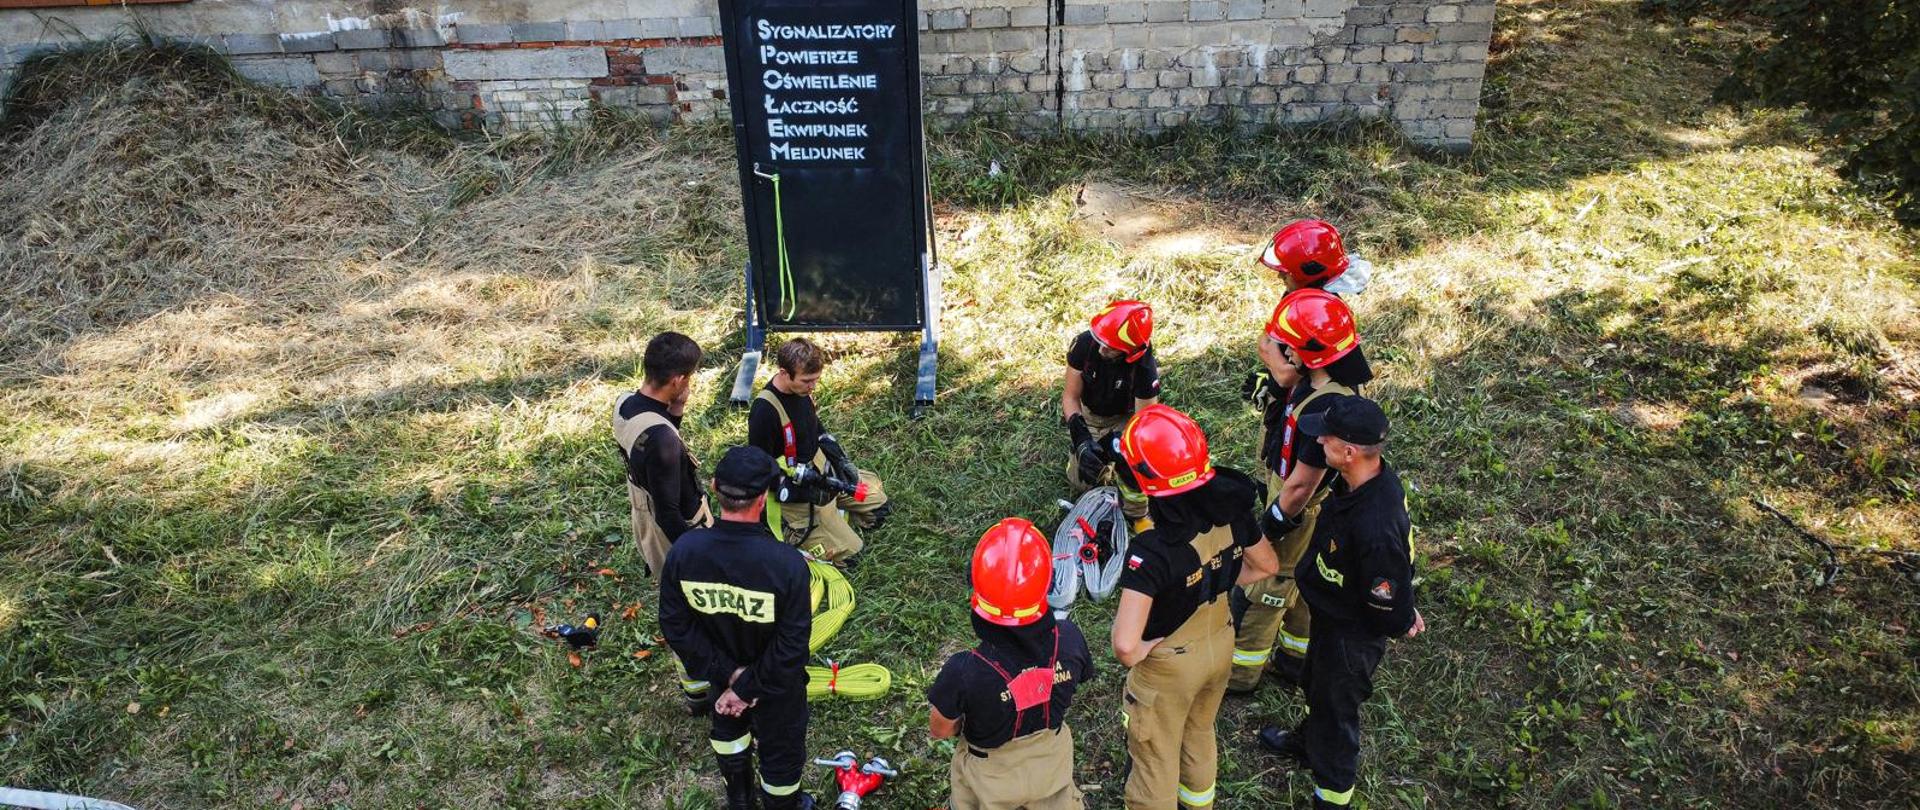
[1278, 629, 1310, 655]
[1314, 784, 1355, 805]
[1178, 782, 1216, 807]
[1232, 647, 1272, 666]
[762, 780, 800, 796]
[710, 733, 751, 755]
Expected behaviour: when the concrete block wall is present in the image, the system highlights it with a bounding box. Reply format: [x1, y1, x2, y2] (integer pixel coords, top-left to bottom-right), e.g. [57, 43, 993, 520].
[0, 0, 1494, 147]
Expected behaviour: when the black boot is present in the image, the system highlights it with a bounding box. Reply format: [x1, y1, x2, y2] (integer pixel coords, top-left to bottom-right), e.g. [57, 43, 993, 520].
[1268, 653, 1304, 690]
[716, 750, 757, 810]
[759, 789, 814, 810]
[1256, 725, 1307, 765]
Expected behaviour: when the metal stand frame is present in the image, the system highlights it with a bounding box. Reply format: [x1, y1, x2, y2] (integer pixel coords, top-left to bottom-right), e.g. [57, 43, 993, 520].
[729, 260, 767, 406]
[911, 252, 939, 418]
[729, 257, 940, 418]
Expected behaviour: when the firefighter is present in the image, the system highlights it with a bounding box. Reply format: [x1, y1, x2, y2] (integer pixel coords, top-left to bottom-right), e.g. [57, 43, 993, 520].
[1063, 299, 1160, 528]
[1257, 218, 1369, 296]
[746, 337, 891, 564]
[1254, 395, 1424, 810]
[1230, 290, 1374, 693]
[928, 518, 1095, 810]
[612, 331, 716, 708]
[659, 446, 816, 810]
[1110, 405, 1280, 809]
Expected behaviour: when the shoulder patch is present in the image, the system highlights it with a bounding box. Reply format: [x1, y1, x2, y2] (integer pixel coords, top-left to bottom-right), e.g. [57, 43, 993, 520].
[1369, 577, 1394, 603]
[1127, 555, 1144, 570]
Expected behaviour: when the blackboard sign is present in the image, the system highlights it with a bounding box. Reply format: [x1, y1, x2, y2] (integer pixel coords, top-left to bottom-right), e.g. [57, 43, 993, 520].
[717, 0, 932, 330]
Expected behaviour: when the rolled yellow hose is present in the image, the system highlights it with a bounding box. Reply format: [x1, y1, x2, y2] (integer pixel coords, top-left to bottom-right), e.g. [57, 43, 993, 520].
[807, 559, 854, 653]
[805, 661, 892, 701]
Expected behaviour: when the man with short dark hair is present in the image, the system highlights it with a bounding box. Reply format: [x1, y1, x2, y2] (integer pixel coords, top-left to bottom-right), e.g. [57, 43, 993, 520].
[661, 446, 815, 810]
[615, 332, 708, 573]
[614, 332, 713, 706]
[1253, 396, 1423, 810]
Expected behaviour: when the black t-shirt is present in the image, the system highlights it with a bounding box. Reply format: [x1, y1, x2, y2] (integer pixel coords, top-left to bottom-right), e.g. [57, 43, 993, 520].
[618, 392, 703, 541]
[1066, 331, 1161, 418]
[1118, 521, 1260, 640]
[747, 383, 823, 466]
[1296, 463, 1417, 638]
[927, 619, 1094, 749]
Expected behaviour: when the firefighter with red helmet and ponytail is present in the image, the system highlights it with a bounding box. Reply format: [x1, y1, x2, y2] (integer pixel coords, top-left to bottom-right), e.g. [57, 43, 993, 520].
[1234, 220, 1372, 694]
[1231, 290, 1376, 694]
[1110, 405, 1280, 809]
[928, 518, 1095, 810]
[1064, 299, 1161, 528]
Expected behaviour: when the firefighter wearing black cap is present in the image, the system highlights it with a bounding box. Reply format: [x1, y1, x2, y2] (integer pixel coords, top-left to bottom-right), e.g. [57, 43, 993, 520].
[1110, 405, 1279, 809]
[1064, 299, 1160, 527]
[660, 446, 815, 810]
[613, 331, 716, 706]
[1254, 396, 1424, 810]
[928, 518, 1095, 810]
[747, 337, 891, 563]
[1231, 290, 1374, 693]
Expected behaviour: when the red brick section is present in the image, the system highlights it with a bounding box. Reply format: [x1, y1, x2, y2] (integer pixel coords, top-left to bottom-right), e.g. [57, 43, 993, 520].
[441, 37, 726, 129]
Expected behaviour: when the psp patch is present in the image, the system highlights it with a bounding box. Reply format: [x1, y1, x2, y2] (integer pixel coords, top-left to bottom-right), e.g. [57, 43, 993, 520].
[1369, 577, 1394, 603]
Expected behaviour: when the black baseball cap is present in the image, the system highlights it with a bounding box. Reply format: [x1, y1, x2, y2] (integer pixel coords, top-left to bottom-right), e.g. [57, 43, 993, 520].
[712, 446, 780, 499]
[1298, 396, 1389, 445]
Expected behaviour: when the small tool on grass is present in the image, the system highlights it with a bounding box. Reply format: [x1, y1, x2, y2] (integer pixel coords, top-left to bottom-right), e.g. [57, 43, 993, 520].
[541, 613, 601, 650]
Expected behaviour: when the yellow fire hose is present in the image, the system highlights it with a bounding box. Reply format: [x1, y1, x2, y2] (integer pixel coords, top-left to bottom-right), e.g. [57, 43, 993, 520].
[805, 559, 891, 701]
[808, 559, 854, 652]
[805, 660, 893, 701]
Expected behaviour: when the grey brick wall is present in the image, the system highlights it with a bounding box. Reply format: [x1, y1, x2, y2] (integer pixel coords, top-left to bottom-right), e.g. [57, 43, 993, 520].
[917, 0, 1493, 147]
[0, 0, 1494, 147]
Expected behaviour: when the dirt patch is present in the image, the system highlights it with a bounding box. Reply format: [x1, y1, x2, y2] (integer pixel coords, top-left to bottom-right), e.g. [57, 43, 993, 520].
[1071, 181, 1261, 257]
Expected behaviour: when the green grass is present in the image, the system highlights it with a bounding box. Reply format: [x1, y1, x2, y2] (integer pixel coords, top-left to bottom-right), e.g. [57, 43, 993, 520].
[4, 1, 1918, 807]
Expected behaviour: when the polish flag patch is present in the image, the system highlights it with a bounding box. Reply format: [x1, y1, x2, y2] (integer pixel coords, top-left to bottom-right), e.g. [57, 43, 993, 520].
[1127, 555, 1144, 570]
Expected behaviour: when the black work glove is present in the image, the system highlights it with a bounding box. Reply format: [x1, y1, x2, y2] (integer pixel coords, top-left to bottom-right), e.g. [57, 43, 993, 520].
[1241, 371, 1263, 402]
[780, 466, 840, 506]
[1066, 413, 1093, 450]
[1074, 440, 1108, 486]
[818, 433, 860, 483]
[1260, 500, 1304, 542]
[1247, 372, 1283, 413]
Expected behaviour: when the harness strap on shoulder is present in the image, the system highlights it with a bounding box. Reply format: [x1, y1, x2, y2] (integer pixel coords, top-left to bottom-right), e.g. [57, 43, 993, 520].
[755, 388, 800, 465]
[1279, 381, 1357, 479]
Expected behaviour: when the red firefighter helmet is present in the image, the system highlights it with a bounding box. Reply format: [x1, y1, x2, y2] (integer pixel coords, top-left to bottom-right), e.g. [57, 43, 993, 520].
[1089, 300, 1153, 363]
[971, 518, 1053, 626]
[1119, 404, 1216, 497]
[1260, 220, 1350, 288]
[1265, 289, 1360, 370]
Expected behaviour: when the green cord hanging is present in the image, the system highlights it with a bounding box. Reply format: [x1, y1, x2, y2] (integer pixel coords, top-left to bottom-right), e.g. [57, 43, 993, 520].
[769, 171, 797, 320]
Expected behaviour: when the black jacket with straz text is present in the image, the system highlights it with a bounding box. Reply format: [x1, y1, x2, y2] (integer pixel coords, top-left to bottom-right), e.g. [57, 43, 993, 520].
[660, 518, 811, 702]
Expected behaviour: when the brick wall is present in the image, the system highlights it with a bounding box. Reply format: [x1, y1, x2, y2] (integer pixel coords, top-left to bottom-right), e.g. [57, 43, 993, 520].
[0, 0, 1495, 148]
